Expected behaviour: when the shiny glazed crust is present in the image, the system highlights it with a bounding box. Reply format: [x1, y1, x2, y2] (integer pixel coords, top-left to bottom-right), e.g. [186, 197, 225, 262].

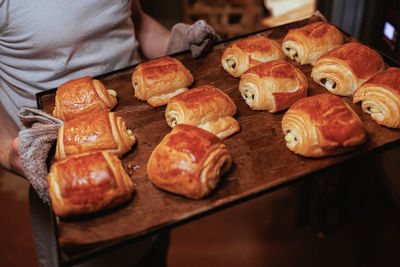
[55, 110, 136, 160]
[131, 56, 194, 107]
[311, 42, 385, 96]
[53, 76, 117, 121]
[146, 124, 232, 199]
[221, 35, 285, 77]
[165, 85, 240, 139]
[282, 94, 366, 157]
[282, 22, 344, 65]
[239, 60, 308, 112]
[47, 151, 135, 218]
[353, 67, 400, 128]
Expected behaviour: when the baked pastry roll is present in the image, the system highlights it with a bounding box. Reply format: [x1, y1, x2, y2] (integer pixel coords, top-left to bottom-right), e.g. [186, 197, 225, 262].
[53, 76, 117, 121]
[353, 67, 400, 128]
[239, 60, 308, 112]
[47, 151, 135, 218]
[165, 84, 240, 139]
[221, 35, 285, 77]
[282, 94, 366, 158]
[282, 21, 344, 65]
[55, 110, 136, 160]
[147, 124, 232, 199]
[311, 42, 385, 96]
[131, 56, 194, 107]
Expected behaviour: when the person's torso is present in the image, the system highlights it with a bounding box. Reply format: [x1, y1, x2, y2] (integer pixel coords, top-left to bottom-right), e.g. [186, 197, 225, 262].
[0, 0, 141, 126]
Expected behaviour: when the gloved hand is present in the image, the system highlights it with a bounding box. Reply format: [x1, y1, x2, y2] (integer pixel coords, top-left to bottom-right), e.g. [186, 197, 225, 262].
[18, 107, 63, 204]
[166, 20, 221, 58]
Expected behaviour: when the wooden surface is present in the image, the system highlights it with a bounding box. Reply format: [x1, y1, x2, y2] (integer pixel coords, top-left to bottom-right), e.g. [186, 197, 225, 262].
[38, 15, 400, 264]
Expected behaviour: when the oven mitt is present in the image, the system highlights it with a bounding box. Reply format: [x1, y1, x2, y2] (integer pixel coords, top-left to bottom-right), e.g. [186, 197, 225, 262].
[18, 107, 63, 204]
[166, 20, 221, 58]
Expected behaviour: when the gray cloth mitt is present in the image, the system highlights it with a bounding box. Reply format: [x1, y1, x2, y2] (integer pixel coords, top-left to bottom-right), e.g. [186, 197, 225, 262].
[18, 107, 64, 204]
[166, 20, 221, 58]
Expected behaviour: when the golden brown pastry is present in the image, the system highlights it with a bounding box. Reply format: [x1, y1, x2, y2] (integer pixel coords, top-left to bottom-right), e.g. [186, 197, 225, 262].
[53, 76, 117, 121]
[165, 84, 240, 139]
[221, 35, 285, 77]
[55, 110, 136, 160]
[47, 151, 135, 218]
[131, 56, 194, 107]
[147, 124, 232, 199]
[353, 67, 400, 128]
[239, 60, 308, 112]
[282, 94, 366, 157]
[282, 21, 344, 65]
[311, 42, 385, 96]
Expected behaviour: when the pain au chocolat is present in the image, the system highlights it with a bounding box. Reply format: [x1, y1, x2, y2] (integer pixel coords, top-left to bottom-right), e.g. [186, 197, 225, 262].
[221, 35, 285, 77]
[282, 21, 344, 65]
[239, 59, 308, 112]
[146, 124, 232, 199]
[282, 94, 366, 158]
[55, 110, 136, 160]
[165, 84, 240, 139]
[47, 151, 135, 218]
[53, 76, 117, 121]
[131, 56, 194, 107]
[353, 67, 400, 128]
[311, 42, 385, 96]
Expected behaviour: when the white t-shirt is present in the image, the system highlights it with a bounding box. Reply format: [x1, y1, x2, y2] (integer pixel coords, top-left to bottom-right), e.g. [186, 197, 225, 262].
[0, 2, 155, 266]
[0, 0, 141, 127]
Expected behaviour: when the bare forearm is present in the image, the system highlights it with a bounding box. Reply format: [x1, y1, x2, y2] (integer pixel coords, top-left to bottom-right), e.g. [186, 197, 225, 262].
[0, 103, 20, 173]
[132, 0, 171, 59]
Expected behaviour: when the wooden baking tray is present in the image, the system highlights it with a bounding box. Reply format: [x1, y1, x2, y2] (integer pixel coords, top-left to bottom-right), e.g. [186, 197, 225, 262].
[37, 15, 400, 265]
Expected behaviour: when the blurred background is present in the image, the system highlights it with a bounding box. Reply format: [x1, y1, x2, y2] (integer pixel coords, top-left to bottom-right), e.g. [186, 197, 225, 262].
[1, 0, 400, 266]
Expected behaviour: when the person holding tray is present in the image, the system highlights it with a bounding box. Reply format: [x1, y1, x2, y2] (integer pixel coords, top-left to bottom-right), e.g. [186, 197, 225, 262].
[0, 0, 219, 266]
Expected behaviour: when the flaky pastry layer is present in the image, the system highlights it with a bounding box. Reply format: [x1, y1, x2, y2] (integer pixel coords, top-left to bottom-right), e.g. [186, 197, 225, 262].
[282, 94, 366, 157]
[353, 67, 400, 128]
[146, 124, 232, 199]
[165, 85, 240, 139]
[311, 42, 385, 96]
[131, 56, 194, 107]
[47, 151, 135, 218]
[239, 59, 308, 112]
[55, 110, 136, 160]
[53, 76, 117, 121]
[282, 22, 344, 65]
[221, 35, 285, 77]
